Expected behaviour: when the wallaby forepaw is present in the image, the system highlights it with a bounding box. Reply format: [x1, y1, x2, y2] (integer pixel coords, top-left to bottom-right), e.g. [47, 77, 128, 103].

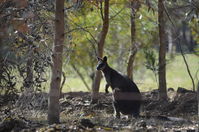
[114, 113, 120, 119]
[105, 90, 109, 93]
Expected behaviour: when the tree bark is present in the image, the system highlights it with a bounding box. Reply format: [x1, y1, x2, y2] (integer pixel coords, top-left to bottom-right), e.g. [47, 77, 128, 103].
[60, 72, 66, 98]
[158, 0, 167, 100]
[25, 54, 33, 92]
[197, 81, 199, 120]
[48, 0, 64, 124]
[127, 1, 140, 81]
[91, 0, 109, 103]
[168, 28, 174, 58]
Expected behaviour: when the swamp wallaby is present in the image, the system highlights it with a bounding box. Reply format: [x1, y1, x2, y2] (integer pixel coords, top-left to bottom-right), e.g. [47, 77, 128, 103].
[96, 56, 142, 118]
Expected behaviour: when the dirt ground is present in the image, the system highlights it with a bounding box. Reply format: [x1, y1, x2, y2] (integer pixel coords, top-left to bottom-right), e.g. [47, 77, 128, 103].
[0, 88, 198, 132]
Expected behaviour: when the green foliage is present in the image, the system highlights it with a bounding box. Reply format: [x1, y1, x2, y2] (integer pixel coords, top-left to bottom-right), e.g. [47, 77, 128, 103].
[189, 18, 199, 55]
[66, 1, 160, 76]
[136, 5, 158, 47]
[143, 48, 159, 86]
[0, 0, 54, 94]
[67, 1, 102, 73]
[144, 49, 158, 71]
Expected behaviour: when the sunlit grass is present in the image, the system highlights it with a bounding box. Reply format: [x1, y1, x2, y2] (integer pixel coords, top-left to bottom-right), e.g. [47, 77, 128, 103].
[62, 77, 91, 92]
[137, 53, 198, 91]
[62, 54, 198, 92]
[166, 54, 198, 90]
[61, 77, 107, 93]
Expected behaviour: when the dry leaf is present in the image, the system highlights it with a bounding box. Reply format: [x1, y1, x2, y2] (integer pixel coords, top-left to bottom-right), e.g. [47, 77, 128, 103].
[13, 0, 28, 8]
[12, 18, 29, 33]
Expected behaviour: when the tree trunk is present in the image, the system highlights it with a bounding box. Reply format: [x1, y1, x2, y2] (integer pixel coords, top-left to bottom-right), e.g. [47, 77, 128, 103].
[25, 55, 33, 92]
[197, 81, 199, 122]
[60, 72, 66, 98]
[168, 28, 174, 58]
[158, 0, 167, 100]
[91, 0, 109, 103]
[48, 0, 64, 124]
[127, 1, 139, 81]
[117, 43, 124, 72]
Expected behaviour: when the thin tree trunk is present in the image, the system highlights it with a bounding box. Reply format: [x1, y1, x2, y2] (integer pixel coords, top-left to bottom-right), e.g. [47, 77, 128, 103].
[25, 15, 34, 93]
[168, 28, 174, 58]
[127, 1, 139, 81]
[60, 72, 66, 98]
[117, 43, 124, 72]
[25, 55, 33, 92]
[197, 81, 199, 127]
[163, 2, 195, 91]
[91, 0, 109, 103]
[48, 0, 64, 124]
[158, 0, 167, 100]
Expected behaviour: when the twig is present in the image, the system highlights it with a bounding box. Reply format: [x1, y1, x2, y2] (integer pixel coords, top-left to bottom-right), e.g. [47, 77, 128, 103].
[100, 1, 104, 20]
[69, 20, 98, 45]
[68, 20, 98, 57]
[110, 7, 125, 20]
[64, 26, 94, 34]
[163, 3, 196, 91]
[60, 72, 66, 98]
[71, 63, 91, 91]
[86, 37, 98, 58]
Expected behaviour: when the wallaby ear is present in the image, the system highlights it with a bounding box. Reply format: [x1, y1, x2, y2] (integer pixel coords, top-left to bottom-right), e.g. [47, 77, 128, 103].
[97, 57, 101, 61]
[103, 56, 107, 62]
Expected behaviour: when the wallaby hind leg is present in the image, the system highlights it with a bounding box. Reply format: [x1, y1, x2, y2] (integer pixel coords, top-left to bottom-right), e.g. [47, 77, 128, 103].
[132, 111, 139, 118]
[105, 84, 110, 93]
[113, 103, 120, 119]
[128, 115, 133, 120]
[114, 109, 120, 119]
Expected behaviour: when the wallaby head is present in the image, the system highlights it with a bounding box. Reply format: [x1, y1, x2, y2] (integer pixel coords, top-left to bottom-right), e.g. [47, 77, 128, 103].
[96, 56, 107, 70]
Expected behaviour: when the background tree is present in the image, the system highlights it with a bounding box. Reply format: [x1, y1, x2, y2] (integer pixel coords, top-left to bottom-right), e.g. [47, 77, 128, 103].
[198, 81, 199, 120]
[91, 0, 109, 103]
[0, 0, 52, 98]
[48, 0, 65, 124]
[158, 0, 167, 100]
[126, 0, 141, 80]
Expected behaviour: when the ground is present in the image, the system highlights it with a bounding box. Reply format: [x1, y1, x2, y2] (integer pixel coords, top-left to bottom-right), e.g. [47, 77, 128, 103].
[0, 88, 198, 132]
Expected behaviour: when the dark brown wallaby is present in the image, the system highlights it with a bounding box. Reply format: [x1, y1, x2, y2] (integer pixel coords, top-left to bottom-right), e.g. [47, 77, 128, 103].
[96, 56, 142, 118]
